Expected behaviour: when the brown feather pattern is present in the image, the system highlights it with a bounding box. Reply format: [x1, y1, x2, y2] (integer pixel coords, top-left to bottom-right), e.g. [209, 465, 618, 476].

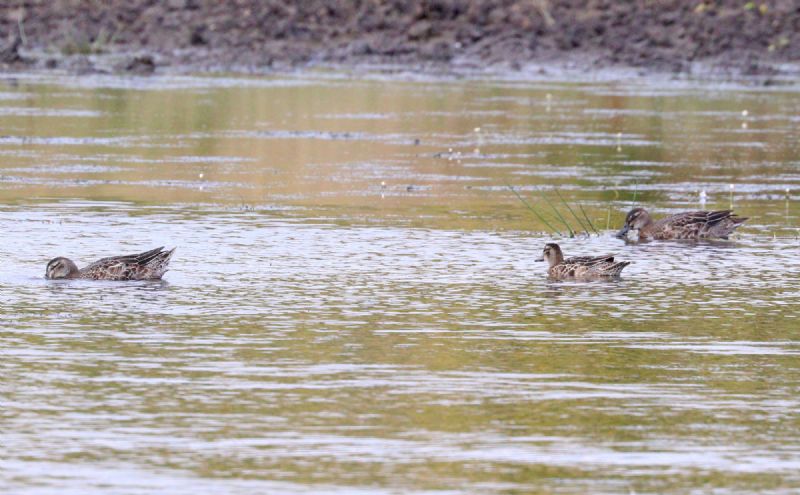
[46, 247, 175, 281]
[618, 208, 747, 240]
[540, 243, 630, 280]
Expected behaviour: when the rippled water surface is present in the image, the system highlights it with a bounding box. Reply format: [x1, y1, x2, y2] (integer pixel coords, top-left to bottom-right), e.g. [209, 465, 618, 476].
[1, 72, 799, 494]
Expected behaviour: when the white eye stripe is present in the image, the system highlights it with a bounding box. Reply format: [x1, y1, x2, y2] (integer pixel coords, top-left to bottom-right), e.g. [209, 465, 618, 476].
[47, 260, 65, 273]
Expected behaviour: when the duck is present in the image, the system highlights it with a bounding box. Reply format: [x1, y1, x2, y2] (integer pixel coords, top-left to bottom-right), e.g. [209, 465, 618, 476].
[536, 243, 630, 279]
[615, 208, 747, 241]
[45, 247, 175, 281]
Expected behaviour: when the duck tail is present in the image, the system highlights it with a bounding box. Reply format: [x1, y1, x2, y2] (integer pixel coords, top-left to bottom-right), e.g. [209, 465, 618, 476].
[148, 247, 176, 278]
[607, 261, 631, 276]
[135, 246, 166, 264]
[708, 210, 748, 227]
[730, 215, 748, 226]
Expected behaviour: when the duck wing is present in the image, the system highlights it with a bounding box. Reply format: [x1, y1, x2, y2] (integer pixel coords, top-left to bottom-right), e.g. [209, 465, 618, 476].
[80, 247, 173, 280]
[564, 254, 615, 266]
[551, 258, 629, 279]
[657, 210, 747, 238]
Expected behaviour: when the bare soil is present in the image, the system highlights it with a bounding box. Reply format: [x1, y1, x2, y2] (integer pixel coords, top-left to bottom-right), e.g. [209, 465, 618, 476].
[1, 0, 799, 78]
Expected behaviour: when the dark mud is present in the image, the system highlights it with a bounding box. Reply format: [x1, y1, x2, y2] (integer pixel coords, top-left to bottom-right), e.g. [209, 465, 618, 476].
[1, 1, 799, 78]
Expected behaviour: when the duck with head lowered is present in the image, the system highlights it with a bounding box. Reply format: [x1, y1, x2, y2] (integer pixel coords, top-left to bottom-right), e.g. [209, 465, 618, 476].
[616, 208, 747, 241]
[46, 246, 175, 281]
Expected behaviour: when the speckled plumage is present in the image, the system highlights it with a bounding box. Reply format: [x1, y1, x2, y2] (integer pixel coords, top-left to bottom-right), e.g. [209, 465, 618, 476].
[616, 208, 747, 241]
[537, 243, 630, 280]
[46, 247, 175, 281]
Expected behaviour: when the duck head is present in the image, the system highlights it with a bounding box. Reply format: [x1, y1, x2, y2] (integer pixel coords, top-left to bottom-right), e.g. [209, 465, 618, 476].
[616, 207, 652, 238]
[46, 257, 80, 279]
[535, 243, 564, 268]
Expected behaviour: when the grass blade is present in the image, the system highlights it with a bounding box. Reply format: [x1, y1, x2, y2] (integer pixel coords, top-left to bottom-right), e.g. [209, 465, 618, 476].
[555, 189, 589, 234]
[506, 182, 561, 236]
[579, 204, 600, 236]
[536, 189, 575, 237]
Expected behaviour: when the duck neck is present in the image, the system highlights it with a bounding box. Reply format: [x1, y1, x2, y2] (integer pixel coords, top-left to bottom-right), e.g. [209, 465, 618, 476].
[549, 250, 564, 267]
[65, 260, 81, 279]
[640, 215, 654, 231]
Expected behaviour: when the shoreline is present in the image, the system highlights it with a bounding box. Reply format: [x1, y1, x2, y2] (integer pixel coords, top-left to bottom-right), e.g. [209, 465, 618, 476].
[4, 47, 800, 87]
[2, 1, 799, 83]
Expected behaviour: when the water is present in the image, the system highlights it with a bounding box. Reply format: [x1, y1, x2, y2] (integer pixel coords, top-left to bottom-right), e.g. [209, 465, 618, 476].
[1, 72, 799, 494]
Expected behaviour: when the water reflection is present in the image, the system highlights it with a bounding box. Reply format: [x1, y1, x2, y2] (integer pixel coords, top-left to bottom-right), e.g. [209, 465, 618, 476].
[1, 73, 799, 493]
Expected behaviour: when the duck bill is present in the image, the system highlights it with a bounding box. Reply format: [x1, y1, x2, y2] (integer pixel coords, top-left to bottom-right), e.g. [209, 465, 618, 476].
[534, 257, 544, 262]
[615, 225, 630, 239]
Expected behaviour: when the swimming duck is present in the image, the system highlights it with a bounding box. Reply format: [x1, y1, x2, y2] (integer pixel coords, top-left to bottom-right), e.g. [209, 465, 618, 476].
[45, 247, 175, 280]
[536, 243, 630, 279]
[616, 208, 747, 241]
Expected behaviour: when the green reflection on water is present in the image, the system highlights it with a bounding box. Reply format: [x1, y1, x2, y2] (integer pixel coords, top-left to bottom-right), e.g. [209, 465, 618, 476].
[1, 75, 798, 233]
[1, 74, 799, 494]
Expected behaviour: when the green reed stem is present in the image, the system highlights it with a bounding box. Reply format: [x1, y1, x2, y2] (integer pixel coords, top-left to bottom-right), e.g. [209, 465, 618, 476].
[536, 189, 575, 238]
[506, 183, 561, 236]
[579, 204, 600, 236]
[555, 189, 589, 234]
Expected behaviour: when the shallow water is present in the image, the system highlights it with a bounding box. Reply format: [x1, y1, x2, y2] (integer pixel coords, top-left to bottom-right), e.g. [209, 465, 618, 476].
[1, 72, 799, 494]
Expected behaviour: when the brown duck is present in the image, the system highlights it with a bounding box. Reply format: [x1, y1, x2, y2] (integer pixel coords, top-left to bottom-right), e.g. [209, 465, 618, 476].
[536, 243, 630, 279]
[616, 208, 747, 241]
[46, 247, 175, 280]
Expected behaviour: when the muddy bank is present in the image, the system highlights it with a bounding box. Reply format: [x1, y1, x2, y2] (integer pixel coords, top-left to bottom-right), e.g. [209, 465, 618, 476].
[1, 1, 799, 78]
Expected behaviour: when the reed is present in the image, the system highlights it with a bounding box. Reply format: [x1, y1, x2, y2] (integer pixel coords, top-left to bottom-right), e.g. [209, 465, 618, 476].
[506, 183, 561, 236]
[536, 189, 575, 237]
[579, 204, 600, 236]
[555, 189, 589, 234]
[506, 184, 607, 237]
